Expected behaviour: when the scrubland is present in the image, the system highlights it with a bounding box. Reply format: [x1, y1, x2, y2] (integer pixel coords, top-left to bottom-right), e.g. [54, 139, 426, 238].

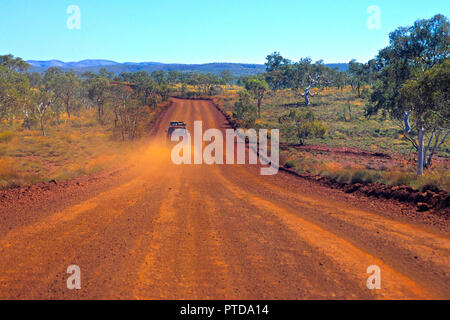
[0, 103, 167, 189]
[211, 86, 450, 193]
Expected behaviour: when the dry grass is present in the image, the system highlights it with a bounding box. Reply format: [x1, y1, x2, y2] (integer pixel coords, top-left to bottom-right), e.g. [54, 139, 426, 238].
[0, 103, 167, 189]
[215, 85, 449, 193]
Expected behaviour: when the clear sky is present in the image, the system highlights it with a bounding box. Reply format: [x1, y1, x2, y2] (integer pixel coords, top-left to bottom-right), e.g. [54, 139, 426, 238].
[1, 0, 449, 64]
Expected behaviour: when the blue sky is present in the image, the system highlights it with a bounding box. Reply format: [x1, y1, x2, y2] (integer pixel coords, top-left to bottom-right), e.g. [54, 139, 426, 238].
[1, 0, 449, 64]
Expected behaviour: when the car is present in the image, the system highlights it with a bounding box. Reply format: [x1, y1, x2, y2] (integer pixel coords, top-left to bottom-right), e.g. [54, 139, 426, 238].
[167, 121, 187, 142]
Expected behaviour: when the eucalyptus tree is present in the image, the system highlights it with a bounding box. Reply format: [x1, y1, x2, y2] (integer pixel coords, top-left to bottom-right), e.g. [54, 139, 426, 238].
[167, 70, 182, 84]
[289, 58, 330, 106]
[0, 65, 30, 123]
[332, 69, 350, 92]
[220, 70, 233, 88]
[348, 60, 367, 97]
[399, 58, 449, 170]
[132, 71, 158, 107]
[245, 77, 268, 118]
[233, 90, 257, 128]
[348, 59, 377, 97]
[31, 89, 54, 136]
[0, 54, 31, 72]
[84, 73, 110, 122]
[26, 72, 43, 89]
[366, 14, 449, 175]
[57, 71, 81, 119]
[110, 84, 139, 140]
[42, 67, 64, 121]
[151, 71, 166, 85]
[264, 52, 291, 90]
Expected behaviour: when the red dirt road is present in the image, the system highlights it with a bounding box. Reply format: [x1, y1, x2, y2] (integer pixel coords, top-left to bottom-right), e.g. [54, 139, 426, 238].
[0, 98, 449, 300]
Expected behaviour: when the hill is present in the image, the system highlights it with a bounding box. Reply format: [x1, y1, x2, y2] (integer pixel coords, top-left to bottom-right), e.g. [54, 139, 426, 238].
[27, 60, 349, 76]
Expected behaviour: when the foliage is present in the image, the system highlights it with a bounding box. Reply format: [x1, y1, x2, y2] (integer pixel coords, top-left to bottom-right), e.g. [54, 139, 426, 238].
[264, 52, 352, 106]
[278, 109, 327, 145]
[244, 77, 268, 117]
[366, 14, 449, 174]
[233, 90, 257, 128]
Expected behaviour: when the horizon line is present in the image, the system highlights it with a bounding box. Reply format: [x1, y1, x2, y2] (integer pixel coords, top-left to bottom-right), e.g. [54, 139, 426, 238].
[24, 58, 355, 66]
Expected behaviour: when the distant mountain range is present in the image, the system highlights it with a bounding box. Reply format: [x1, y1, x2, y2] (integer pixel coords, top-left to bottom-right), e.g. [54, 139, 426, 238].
[26, 60, 349, 76]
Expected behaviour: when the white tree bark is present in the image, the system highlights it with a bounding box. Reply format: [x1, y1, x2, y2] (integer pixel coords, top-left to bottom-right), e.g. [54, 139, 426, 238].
[417, 125, 424, 175]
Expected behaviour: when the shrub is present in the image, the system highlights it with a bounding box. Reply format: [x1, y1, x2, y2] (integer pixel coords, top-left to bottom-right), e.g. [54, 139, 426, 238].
[233, 90, 257, 128]
[0, 157, 19, 180]
[0, 131, 15, 144]
[336, 170, 352, 183]
[381, 171, 414, 188]
[284, 160, 297, 169]
[0, 146, 6, 156]
[350, 170, 375, 184]
[279, 110, 327, 145]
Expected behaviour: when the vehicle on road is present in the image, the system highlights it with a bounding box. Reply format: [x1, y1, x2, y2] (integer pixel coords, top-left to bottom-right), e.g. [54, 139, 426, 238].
[167, 121, 187, 142]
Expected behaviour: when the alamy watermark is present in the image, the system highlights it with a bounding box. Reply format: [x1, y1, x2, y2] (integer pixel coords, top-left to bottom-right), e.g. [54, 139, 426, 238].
[66, 265, 81, 290]
[67, 5, 81, 30]
[366, 265, 381, 290]
[170, 121, 280, 176]
[366, 5, 381, 30]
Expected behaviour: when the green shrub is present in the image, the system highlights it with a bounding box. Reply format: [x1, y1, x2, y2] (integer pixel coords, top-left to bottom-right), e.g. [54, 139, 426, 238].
[350, 170, 379, 184]
[0, 131, 15, 144]
[387, 172, 415, 186]
[284, 160, 297, 169]
[336, 170, 352, 183]
[0, 146, 6, 156]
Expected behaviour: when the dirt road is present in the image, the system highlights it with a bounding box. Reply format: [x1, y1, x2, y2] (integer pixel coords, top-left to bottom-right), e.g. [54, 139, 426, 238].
[0, 98, 448, 299]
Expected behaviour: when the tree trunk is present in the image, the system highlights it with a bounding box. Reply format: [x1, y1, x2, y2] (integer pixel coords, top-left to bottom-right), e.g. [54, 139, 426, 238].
[426, 131, 449, 168]
[66, 101, 71, 119]
[305, 94, 310, 106]
[257, 99, 261, 118]
[417, 125, 424, 175]
[40, 118, 46, 137]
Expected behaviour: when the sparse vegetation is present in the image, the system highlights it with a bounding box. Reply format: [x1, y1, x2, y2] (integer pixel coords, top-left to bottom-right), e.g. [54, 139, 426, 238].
[208, 15, 449, 193]
[0, 14, 448, 195]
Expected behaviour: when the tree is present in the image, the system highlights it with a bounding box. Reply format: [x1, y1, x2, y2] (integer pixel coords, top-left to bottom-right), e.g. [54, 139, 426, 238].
[58, 72, 80, 119]
[0, 54, 31, 72]
[348, 59, 368, 97]
[366, 14, 449, 175]
[0, 65, 30, 123]
[333, 69, 350, 92]
[99, 68, 114, 80]
[132, 71, 158, 107]
[220, 70, 233, 88]
[399, 58, 449, 170]
[85, 74, 110, 122]
[233, 90, 257, 128]
[347, 59, 377, 97]
[43, 67, 65, 122]
[157, 83, 172, 102]
[26, 72, 43, 89]
[167, 70, 181, 84]
[265, 52, 291, 90]
[289, 58, 330, 106]
[152, 71, 166, 85]
[110, 84, 140, 141]
[265, 52, 291, 72]
[245, 78, 268, 118]
[31, 89, 54, 136]
[116, 72, 134, 83]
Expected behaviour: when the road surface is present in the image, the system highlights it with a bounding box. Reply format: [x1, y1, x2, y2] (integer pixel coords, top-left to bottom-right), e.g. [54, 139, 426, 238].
[0, 98, 448, 299]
